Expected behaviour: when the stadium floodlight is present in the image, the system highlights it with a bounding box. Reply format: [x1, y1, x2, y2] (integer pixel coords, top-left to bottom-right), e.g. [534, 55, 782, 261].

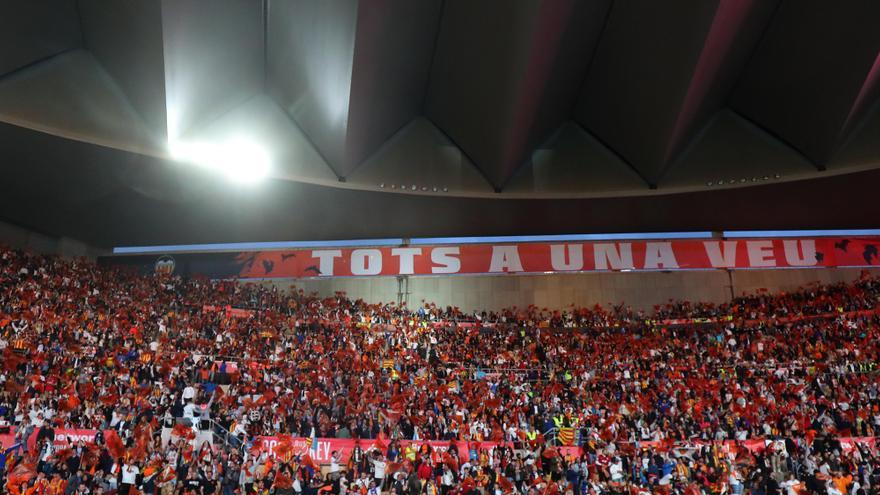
[168, 137, 270, 183]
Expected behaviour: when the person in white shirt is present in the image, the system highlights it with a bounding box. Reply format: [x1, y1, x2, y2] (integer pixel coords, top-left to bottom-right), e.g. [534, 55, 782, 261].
[30, 412, 45, 428]
[329, 451, 342, 480]
[39, 440, 54, 465]
[441, 465, 455, 490]
[780, 474, 801, 495]
[120, 463, 140, 495]
[182, 386, 196, 402]
[292, 473, 303, 495]
[183, 402, 199, 424]
[728, 468, 744, 495]
[609, 457, 624, 482]
[370, 452, 387, 490]
[826, 479, 844, 495]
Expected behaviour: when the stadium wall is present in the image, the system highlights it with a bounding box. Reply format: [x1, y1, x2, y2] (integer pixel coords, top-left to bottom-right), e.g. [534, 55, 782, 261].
[0, 219, 107, 258]
[266, 267, 880, 313]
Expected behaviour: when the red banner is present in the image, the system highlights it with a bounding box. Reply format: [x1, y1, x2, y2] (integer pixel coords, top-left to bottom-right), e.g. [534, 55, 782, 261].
[250, 436, 878, 463]
[0, 432, 16, 450]
[203, 305, 255, 319]
[230, 237, 880, 278]
[3, 428, 876, 463]
[0, 427, 108, 453]
[252, 437, 512, 464]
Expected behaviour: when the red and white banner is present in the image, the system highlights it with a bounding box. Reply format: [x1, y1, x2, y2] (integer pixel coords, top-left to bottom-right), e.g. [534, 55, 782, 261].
[232, 237, 880, 278]
[203, 305, 255, 319]
[252, 437, 512, 463]
[3, 427, 876, 464]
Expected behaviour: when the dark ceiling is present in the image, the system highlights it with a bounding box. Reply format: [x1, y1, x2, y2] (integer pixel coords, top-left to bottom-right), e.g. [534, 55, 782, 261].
[0, 0, 878, 248]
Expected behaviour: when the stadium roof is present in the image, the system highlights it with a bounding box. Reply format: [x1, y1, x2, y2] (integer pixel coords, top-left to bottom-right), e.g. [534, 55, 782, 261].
[0, 0, 878, 247]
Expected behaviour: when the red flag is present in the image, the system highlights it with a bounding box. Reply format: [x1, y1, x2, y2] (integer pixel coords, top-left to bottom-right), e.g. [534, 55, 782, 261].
[372, 431, 388, 451]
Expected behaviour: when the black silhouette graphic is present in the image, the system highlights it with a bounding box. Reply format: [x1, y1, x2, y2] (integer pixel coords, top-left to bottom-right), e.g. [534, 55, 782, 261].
[304, 265, 321, 276]
[815, 252, 824, 262]
[835, 239, 851, 252]
[863, 244, 878, 264]
[262, 260, 275, 274]
[281, 253, 297, 262]
[238, 253, 257, 273]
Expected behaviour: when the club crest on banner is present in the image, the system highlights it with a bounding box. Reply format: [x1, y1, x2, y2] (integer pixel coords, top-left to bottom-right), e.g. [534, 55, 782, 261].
[154, 255, 176, 276]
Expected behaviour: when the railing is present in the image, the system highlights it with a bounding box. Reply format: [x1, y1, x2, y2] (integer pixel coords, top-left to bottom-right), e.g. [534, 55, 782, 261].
[543, 427, 560, 445]
[201, 418, 245, 453]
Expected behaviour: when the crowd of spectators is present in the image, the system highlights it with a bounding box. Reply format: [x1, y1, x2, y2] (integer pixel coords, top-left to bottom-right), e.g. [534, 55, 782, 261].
[1, 247, 880, 495]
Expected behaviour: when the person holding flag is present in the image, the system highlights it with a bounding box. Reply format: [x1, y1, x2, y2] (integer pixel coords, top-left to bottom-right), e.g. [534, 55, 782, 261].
[300, 427, 321, 481]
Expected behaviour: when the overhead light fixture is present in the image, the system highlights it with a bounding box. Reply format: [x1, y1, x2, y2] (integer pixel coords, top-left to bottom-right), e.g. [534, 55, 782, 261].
[432, 186, 438, 192]
[706, 181, 713, 186]
[442, 187, 448, 192]
[379, 183, 385, 188]
[774, 173, 781, 179]
[169, 137, 270, 183]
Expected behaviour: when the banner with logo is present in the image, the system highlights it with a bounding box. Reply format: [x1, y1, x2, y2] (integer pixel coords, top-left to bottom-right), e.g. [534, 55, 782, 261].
[3, 428, 876, 463]
[251, 437, 514, 463]
[203, 305, 255, 319]
[101, 237, 880, 279]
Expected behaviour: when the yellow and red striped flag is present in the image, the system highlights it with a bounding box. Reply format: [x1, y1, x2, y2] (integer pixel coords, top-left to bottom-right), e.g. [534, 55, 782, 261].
[557, 427, 575, 446]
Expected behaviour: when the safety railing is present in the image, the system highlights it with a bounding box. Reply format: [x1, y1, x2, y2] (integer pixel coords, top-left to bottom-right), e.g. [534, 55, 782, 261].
[543, 426, 582, 447]
[201, 418, 246, 453]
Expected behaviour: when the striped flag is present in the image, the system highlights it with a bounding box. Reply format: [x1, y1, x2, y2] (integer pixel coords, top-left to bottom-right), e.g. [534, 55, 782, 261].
[382, 359, 394, 369]
[305, 427, 318, 454]
[557, 427, 575, 446]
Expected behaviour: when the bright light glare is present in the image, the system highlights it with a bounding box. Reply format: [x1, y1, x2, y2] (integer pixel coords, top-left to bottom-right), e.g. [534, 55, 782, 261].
[168, 138, 270, 183]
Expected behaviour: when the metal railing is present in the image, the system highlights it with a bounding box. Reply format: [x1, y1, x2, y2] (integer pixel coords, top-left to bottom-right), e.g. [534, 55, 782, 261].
[543, 426, 581, 447]
[202, 418, 246, 453]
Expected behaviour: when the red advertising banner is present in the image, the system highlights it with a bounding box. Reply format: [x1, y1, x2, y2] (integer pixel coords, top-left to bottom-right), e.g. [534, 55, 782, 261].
[203, 305, 255, 319]
[3, 427, 876, 463]
[0, 427, 108, 453]
[0, 432, 16, 450]
[229, 237, 880, 278]
[250, 436, 878, 462]
[252, 437, 554, 463]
